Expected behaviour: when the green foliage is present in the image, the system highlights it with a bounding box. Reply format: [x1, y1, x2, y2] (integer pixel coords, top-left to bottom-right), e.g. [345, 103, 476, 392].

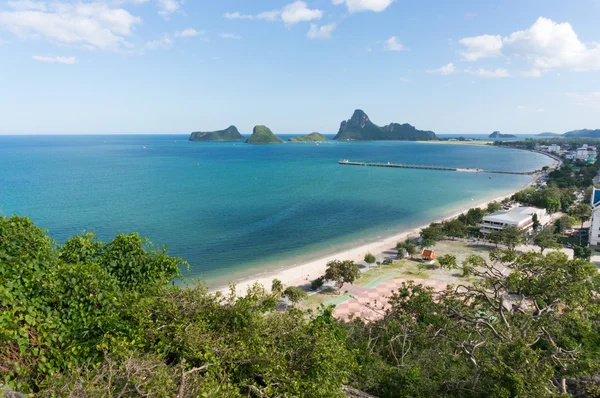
[364, 253, 376, 264]
[437, 254, 457, 270]
[346, 250, 600, 397]
[271, 278, 284, 295]
[283, 286, 308, 305]
[457, 207, 486, 226]
[570, 202, 592, 245]
[6, 215, 600, 397]
[311, 277, 325, 290]
[442, 219, 467, 240]
[570, 202, 592, 225]
[325, 260, 360, 292]
[532, 213, 540, 230]
[1, 216, 354, 396]
[397, 247, 406, 258]
[99, 232, 185, 290]
[500, 225, 527, 251]
[487, 201, 502, 213]
[533, 229, 562, 253]
[397, 239, 418, 258]
[574, 245, 593, 261]
[420, 224, 444, 247]
[554, 215, 578, 234]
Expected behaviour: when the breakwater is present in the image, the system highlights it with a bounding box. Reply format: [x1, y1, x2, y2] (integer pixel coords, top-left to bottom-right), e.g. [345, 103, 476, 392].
[338, 160, 539, 175]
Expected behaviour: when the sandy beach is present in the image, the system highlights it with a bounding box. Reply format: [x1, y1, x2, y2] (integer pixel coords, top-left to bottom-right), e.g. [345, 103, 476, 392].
[215, 177, 540, 296]
[213, 149, 560, 296]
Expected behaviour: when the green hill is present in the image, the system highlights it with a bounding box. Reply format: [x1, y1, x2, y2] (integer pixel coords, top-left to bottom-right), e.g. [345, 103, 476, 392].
[189, 125, 244, 141]
[537, 132, 561, 137]
[333, 109, 437, 141]
[563, 129, 600, 138]
[288, 132, 329, 142]
[246, 125, 284, 144]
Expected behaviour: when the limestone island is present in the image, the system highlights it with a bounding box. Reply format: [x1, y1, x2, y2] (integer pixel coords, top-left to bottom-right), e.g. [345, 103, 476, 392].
[288, 132, 328, 142]
[246, 125, 285, 144]
[489, 131, 516, 139]
[333, 109, 437, 141]
[189, 126, 244, 142]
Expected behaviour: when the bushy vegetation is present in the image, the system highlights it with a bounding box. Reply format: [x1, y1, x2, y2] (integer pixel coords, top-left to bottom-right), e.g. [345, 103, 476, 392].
[344, 250, 600, 397]
[3, 215, 600, 397]
[1, 216, 352, 396]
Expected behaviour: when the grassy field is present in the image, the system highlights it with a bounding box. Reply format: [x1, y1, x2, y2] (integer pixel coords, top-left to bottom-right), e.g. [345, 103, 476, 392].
[302, 240, 497, 310]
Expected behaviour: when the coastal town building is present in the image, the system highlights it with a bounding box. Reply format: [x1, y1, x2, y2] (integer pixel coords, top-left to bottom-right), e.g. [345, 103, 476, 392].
[589, 189, 600, 249]
[548, 144, 561, 153]
[479, 207, 550, 235]
[577, 145, 589, 160]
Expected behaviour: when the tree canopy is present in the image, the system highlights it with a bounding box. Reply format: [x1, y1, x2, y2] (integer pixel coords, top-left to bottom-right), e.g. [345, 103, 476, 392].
[3, 215, 600, 397]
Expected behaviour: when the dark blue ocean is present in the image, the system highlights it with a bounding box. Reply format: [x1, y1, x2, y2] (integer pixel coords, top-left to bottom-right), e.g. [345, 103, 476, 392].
[0, 135, 552, 286]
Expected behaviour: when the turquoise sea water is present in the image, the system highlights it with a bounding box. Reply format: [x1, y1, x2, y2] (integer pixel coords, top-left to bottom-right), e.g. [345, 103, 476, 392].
[0, 135, 552, 286]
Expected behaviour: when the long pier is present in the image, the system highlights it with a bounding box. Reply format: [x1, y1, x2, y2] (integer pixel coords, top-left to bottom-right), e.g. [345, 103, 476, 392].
[338, 160, 539, 175]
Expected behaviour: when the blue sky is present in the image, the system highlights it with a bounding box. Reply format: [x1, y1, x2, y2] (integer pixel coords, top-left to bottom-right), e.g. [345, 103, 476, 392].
[1, 0, 599, 135]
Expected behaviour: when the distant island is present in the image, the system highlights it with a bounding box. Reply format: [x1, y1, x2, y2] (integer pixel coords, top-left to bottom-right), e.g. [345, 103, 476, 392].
[333, 110, 437, 141]
[537, 132, 561, 137]
[288, 133, 328, 142]
[189, 126, 244, 142]
[563, 129, 600, 138]
[489, 131, 516, 139]
[246, 125, 284, 144]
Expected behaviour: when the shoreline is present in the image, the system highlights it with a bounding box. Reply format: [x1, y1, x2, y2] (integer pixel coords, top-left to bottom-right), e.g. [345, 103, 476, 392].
[213, 149, 559, 296]
[214, 176, 539, 296]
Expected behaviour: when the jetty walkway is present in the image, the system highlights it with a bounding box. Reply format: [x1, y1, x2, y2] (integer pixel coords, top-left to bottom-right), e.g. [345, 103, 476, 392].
[338, 160, 539, 176]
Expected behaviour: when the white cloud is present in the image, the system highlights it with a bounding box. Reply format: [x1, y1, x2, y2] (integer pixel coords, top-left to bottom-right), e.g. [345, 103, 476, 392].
[459, 34, 503, 61]
[567, 92, 600, 109]
[458, 17, 600, 74]
[0, 1, 141, 51]
[224, 11, 279, 21]
[537, 108, 545, 113]
[384, 36, 404, 51]
[332, 0, 394, 13]
[157, 0, 182, 17]
[427, 62, 455, 75]
[307, 23, 336, 40]
[224, 1, 322, 26]
[399, 77, 410, 82]
[464, 67, 511, 78]
[219, 33, 241, 39]
[145, 34, 172, 49]
[174, 28, 202, 38]
[281, 1, 322, 25]
[32, 54, 77, 64]
[517, 105, 527, 110]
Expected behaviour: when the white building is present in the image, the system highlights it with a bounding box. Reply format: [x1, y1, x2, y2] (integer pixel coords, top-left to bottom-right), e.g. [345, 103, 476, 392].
[589, 147, 597, 159]
[589, 189, 600, 249]
[576, 147, 589, 160]
[548, 144, 561, 153]
[479, 207, 551, 235]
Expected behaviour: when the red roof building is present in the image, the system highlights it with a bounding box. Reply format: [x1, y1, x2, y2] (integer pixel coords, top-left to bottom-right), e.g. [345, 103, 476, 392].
[421, 249, 436, 260]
